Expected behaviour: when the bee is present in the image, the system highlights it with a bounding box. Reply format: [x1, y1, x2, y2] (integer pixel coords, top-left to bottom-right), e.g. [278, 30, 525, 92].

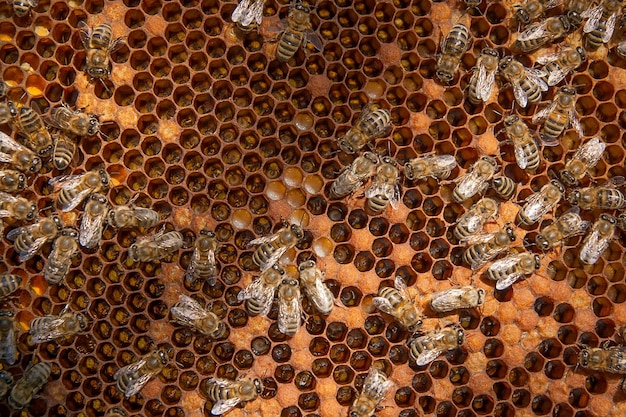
[44, 228, 79, 285]
[79, 22, 124, 81]
[517, 180, 564, 225]
[578, 346, 626, 374]
[329, 152, 378, 199]
[298, 260, 334, 315]
[0, 311, 16, 365]
[49, 169, 110, 212]
[452, 156, 499, 203]
[8, 362, 51, 410]
[274, 0, 323, 62]
[516, 16, 571, 53]
[373, 277, 423, 332]
[404, 154, 457, 181]
[79, 193, 109, 249]
[0, 130, 41, 173]
[568, 183, 626, 210]
[232, 0, 265, 32]
[107, 200, 160, 230]
[436, 23, 472, 84]
[513, 0, 563, 26]
[238, 265, 285, 316]
[582, 0, 622, 50]
[0, 170, 26, 193]
[277, 278, 302, 337]
[537, 45, 586, 86]
[535, 207, 590, 250]
[46, 103, 101, 137]
[0, 370, 13, 401]
[467, 48, 499, 104]
[462, 224, 517, 270]
[430, 286, 486, 313]
[104, 408, 127, 417]
[186, 230, 220, 284]
[498, 56, 548, 108]
[349, 367, 393, 417]
[0, 80, 9, 99]
[492, 176, 518, 200]
[0, 274, 22, 299]
[13, 106, 53, 158]
[408, 325, 465, 366]
[51, 131, 77, 171]
[365, 156, 401, 213]
[454, 197, 499, 240]
[114, 348, 169, 398]
[29, 306, 88, 343]
[532, 86, 582, 145]
[485, 252, 541, 290]
[500, 115, 540, 171]
[249, 222, 304, 271]
[128, 229, 184, 262]
[337, 106, 392, 154]
[0, 192, 36, 222]
[561, 137, 606, 187]
[8, 0, 38, 17]
[0, 101, 18, 125]
[565, 0, 594, 26]
[579, 214, 616, 265]
[206, 376, 263, 415]
[7, 215, 63, 262]
[170, 294, 226, 339]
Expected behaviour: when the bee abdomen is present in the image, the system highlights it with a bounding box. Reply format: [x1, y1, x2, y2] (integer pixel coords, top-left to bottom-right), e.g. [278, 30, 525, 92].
[367, 195, 389, 213]
[277, 31, 304, 61]
[53, 139, 76, 171]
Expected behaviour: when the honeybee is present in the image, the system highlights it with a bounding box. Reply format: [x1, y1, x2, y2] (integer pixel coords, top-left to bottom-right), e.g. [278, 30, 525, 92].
[0, 170, 26, 193]
[0, 81, 8, 99]
[9, 0, 38, 17]
[128, 229, 184, 262]
[404, 154, 456, 181]
[44, 228, 79, 285]
[277, 278, 302, 337]
[582, 0, 622, 50]
[237, 265, 285, 316]
[13, 106, 53, 158]
[49, 169, 110, 212]
[567, 183, 626, 210]
[513, 0, 563, 26]
[498, 56, 548, 108]
[373, 277, 423, 332]
[79, 193, 109, 249]
[46, 103, 101, 137]
[452, 156, 499, 203]
[578, 346, 626, 374]
[273, 1, 323, 62]
[337, 106, 392, 154]
[579, 214, 616, 265]
[0, 101, 18, 125]
[298, 260, 334, 315]
[535, 207, 590, 250]
[232, 0, 265, 32]
[7, 215, 63, 262]
[492, 176, 518, 200]
[485, 252, 541, 290]
[561, 137, 606, 187]
[408, 325, 465, 366]
[517, 180, 564, 225]
[249, 222, 304, 271]
[618, 39, 626, 58]
[104, 408, 127, 417]
[462, 224, 517, 270]
[430, 286, 486, 313]
[436, 23, 472, 84]
[349, 367, 393, 417]
[467, 48, 499, 104]
[0, 274, 22, 299]
[329, 152, 378, 199]
[114, 348, 169, 398]
[186, 230, 220, 284]
[537, 45, 586, 86]
[107, 200, 160, 230]
[0, 131, 41, 173]
[532, 86, 582, 145]
[515, 16, 571, 52]
[170, 294, 226, 339]
[565, 0, 594, 26]
[79, 22, 124, 80]
[51, 131, 77, 171]
[0, 370, 12, 401]
[500, 115, 540, 171]
[365, 156, 401, 213]
[0, 311, 16, 365]
[617, 211, 626, 231]
[29, 306, 88, 343]
[454, 197, 499, 240]
[206, 376, 263, 415]
[0, 192, 36, 221]
[8, 362, 51, 410]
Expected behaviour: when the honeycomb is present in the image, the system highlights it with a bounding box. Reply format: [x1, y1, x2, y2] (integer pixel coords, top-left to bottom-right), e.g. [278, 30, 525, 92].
[0, 0, 625, 416]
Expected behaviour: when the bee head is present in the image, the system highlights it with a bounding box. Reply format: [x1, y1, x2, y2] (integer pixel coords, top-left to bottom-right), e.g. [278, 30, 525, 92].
[290, 224, 304, 240]
[504, 225, 516, 241]
[550, 180, 565, 193]
[568, 190, 581, 205]
[600, 213, 616, 224]
[578, 349, 590, 366]
[253, 378, 264, 393]
[298, 260, 315, 272]
[533, 254, 541, 270]
[560, 170, 576, 187]
[435, 69, 454, 84]
[503, 115, 518, 126]
[76, 313, 89, 331]
[407, 320, 423, 334]
[87, 67, 111, 78]
[514, 9, 530, 25]
[200, 229, 216, 238]
[498, 56, 512, 71]
[337, 137, 355, 154]
[87, 116, 101, 136]
[576, 46, 586, 62]
[535, 234, 550, 251]
[456, 328, 465, 345]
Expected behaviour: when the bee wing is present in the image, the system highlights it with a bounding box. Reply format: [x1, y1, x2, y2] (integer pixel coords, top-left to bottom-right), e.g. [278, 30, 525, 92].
[602, 12, 618, 43]
[366, 182, 401, 208]
[512, 82, 529, 108]
[304, 277, 334, 315]
[0, 191, 18, 204]
[19, 236, 48, 262]
[0, 322, 16, 365]
[261, 245, 289, 272]
[78, 21, 92, 48]
[238, 278, 277, 316]
[569, 108, 583, 137]
[6, 224, 28, 241]
[495, 272, 524, 290]
[248, 233, 279, 247]
[411, 334, 445, 366]
[114, 357, 153, 397]
[514, 140, 529, 169]
[434, 155, 457, 171]
[265, 18, 288, 34]
[536, 52, 560, 65]
[212, 398, 242, 415]
[526, 68, 548, 91]
[618, 39, 626, 57]
[48, 174, 84, 190]
[306, 31, 324, 51]
[575, 137, 606, 167]
[30, 316, 67, 343]
[476, 63, 496, 101]
[172, 294, 208, 320]
[363, 368, 393, 400]
[278, 288, 301, 335]
[543, 0, 563, 8]
[79, 206, 108, 248]
[521, 192, 550, 222]
[430, 288, 469, 311]
[0, 131, 25, 152]
[457, 172, 487, 198]
[45, 107, 71, 131]
[582, 5, 604, 33]
[108, 37, 126, 54]
[372, 296, 396, 315]
[581, 228, 611, 263]
[207, 377, 232, 387]
[532, 101, 557, 124]
[546, 66, 571, 86]
[461, 232, 495, 246]
[517, 22, 549, 41]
